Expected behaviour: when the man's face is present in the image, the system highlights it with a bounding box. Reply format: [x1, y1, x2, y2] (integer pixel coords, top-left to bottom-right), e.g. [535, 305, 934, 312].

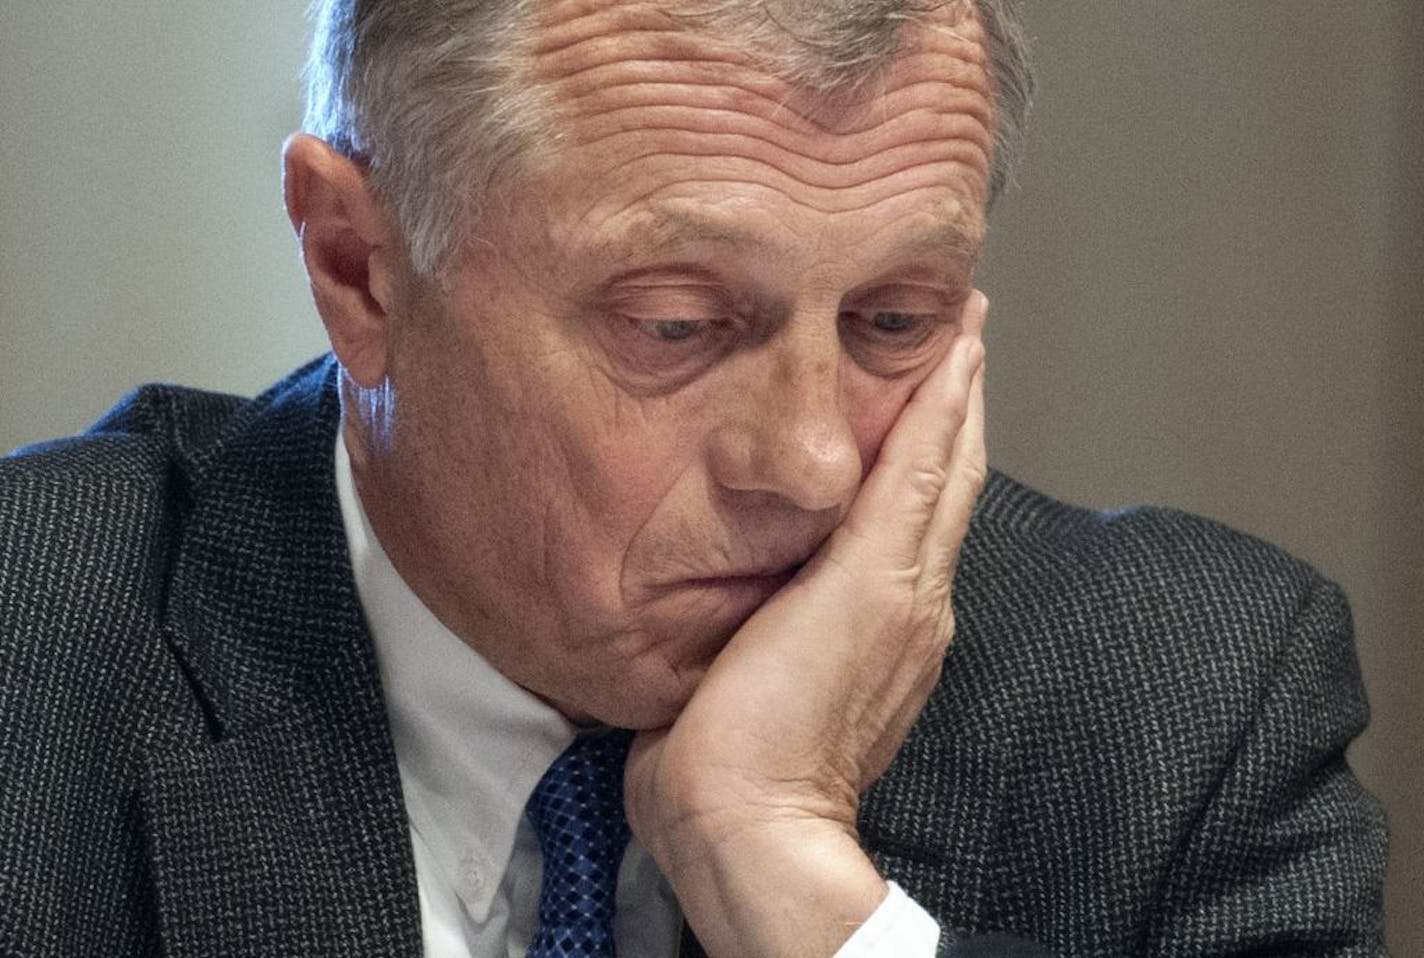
[366, 1, 994, 727]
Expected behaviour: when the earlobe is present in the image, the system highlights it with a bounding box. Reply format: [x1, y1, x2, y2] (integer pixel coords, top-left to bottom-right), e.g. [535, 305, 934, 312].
[282, 132, 395, 389]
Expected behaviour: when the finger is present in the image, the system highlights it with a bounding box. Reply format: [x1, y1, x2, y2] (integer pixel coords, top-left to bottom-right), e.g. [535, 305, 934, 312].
[920, 350, 986, 586]
[837, 291, 988, 565]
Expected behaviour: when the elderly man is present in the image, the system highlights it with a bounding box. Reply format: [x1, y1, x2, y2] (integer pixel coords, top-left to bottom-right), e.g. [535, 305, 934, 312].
[0, 1, 1386, 956]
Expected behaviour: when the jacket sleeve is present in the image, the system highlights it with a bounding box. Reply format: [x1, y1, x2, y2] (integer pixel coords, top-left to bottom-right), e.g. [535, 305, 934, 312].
[1144, 573, 1388, 956]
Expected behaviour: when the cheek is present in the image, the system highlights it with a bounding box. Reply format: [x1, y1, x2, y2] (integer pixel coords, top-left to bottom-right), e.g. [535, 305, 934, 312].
[540, 373, 708, 587]
[843, 366, 925, 476]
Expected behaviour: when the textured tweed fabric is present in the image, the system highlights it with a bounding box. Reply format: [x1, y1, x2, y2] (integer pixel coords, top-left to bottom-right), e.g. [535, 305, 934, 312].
[0, 356, 1386, 957]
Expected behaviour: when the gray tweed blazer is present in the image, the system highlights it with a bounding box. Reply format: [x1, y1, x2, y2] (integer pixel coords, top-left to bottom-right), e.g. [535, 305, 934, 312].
[0, 357, 1386, 956]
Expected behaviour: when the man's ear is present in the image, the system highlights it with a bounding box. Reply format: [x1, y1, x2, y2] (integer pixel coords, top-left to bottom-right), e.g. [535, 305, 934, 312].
[282, 133, 400, 388]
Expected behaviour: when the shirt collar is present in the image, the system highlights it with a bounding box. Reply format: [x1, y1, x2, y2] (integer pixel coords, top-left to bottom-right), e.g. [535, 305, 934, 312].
[335, 431, 577, 922]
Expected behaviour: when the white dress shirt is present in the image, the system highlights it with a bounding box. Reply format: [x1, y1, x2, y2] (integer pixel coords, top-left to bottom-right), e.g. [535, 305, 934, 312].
[335, 434, 940, 957]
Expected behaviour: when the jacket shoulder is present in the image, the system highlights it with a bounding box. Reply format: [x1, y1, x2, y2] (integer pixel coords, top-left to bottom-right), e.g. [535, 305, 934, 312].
[1, 383, 250, 614]
[0, 359, 358, 955]
[2, 355, 343, 729]
[954, 470, 1343, 734]
[873, 471, 1380, 952]
[0, 382, 260, 724]
[966, 468, 1328, 633]
[5, 380, 252, 483]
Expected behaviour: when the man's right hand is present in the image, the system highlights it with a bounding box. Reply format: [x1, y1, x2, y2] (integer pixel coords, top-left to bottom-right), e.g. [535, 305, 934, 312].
[624, 291, 989, 958]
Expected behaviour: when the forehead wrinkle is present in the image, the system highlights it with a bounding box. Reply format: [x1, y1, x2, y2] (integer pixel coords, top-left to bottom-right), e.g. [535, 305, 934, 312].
[537, 45, 992, 178]
[569, 139, 989, 200]
[571, 154, 987, 236]
[535, 44, 819, 142]
[569, 103, 990, 173]
[542, 47, 988, 139]
[527, 1, 992, 131]
[547, 63, 810, 131]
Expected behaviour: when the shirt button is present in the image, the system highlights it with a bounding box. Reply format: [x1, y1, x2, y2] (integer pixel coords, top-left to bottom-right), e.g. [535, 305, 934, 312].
[457, 854, 486, 901]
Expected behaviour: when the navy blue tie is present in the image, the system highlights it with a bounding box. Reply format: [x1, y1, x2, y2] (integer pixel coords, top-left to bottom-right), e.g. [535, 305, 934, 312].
[526, 730, 634, 958]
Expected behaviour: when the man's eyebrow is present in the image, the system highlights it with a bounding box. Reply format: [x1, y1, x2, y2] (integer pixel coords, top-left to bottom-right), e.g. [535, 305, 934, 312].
[584, 205, 982, 271]
[588, 209, 774, 263]
[889, 218, 982, 272]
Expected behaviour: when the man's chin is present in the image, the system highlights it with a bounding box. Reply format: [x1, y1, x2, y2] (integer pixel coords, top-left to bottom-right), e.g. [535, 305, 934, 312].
[603, 654, 714, 730]
[542, 590, 769, 728]
[547, 633, 723, 731]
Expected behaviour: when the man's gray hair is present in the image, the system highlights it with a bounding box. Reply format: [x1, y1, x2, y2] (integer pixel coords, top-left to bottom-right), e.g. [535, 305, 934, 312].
[303, 0, 1034, 276]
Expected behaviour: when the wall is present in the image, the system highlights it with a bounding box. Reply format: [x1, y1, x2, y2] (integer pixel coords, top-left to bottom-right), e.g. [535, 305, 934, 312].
[0, 0, 324, 442]
[2, 2, 1419, 951]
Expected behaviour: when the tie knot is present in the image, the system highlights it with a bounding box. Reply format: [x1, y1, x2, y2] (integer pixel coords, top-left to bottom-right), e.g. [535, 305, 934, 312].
[526, 730, 635, 958]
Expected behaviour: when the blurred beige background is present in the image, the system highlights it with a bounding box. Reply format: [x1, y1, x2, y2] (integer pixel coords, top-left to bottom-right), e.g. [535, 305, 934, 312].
[2, 1, 1419, 952]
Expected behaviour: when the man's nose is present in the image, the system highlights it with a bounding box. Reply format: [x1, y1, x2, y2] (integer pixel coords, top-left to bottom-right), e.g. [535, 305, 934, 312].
[707, 332, 862, 514]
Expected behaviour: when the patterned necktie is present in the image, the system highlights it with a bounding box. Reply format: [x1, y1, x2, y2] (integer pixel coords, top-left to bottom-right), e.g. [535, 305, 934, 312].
[525, 729, 635, 958]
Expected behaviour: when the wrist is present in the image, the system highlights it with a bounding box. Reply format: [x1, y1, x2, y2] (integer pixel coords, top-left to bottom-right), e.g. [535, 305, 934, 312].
[651, 811, 888, 958]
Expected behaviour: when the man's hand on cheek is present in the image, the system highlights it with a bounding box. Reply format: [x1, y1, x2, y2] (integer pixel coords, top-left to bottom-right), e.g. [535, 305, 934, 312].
[624, 292, 989, 958]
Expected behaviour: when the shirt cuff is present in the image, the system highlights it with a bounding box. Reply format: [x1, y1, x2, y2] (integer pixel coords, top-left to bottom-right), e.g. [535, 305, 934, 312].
[832, 881, 941, 958]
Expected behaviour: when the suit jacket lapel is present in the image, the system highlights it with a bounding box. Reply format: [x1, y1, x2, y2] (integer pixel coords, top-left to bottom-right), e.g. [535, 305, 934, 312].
[142, 699, 420, 956]
[140, 358, 422, 956]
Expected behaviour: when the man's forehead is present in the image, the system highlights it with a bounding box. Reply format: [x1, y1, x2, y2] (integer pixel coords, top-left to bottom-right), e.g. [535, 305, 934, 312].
[524, 0, 989, 126]
[509, 0, 995, 266]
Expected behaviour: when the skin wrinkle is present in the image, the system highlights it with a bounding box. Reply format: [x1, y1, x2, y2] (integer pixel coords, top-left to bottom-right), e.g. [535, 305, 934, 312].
[536, 34, 762, 77]
[572, 243, 974, 387]
[563, 160, 987, 222]
[608, 313, 855, 583]
[569, 137, 986, 195]
[567, 103, 990, 166]
[557, 73, 994, 132]
[545, 53, 989, 138]
[525, 3, 990, 150]
[534, 40, 995, 207]
[528, 0, 984, 103]
[569, 92, 991, 147]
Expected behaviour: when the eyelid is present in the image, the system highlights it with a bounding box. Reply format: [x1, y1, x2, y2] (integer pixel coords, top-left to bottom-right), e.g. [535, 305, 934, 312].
[844, 283, 959, 313]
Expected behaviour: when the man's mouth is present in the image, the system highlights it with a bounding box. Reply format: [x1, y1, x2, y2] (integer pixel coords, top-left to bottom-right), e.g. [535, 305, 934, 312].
[682, 563, 802, 590]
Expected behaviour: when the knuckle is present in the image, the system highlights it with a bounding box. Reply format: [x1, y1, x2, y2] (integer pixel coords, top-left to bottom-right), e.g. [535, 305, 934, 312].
[906, 458, 949, 508]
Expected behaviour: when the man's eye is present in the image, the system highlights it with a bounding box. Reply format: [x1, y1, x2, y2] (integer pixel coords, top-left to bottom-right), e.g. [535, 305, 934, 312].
[841, 310, 935, 339]
[605, 313, 732, 391]
[640, 319, 704, 342]
[839, 308, 949, 376]
[869, 311, 920, 334]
